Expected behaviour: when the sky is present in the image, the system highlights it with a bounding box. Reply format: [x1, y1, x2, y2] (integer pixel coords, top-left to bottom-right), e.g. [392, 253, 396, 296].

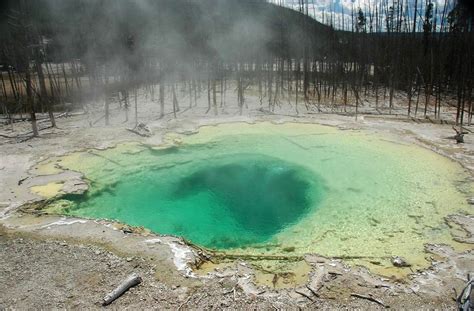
[267, 0, 456, 31]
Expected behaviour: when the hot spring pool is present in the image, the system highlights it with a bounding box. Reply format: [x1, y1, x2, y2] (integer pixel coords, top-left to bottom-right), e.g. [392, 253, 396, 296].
[40, 122, 472, 275]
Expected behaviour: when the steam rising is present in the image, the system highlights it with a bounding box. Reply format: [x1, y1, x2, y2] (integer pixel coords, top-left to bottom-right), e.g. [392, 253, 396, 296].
[1, 0, 329, 82]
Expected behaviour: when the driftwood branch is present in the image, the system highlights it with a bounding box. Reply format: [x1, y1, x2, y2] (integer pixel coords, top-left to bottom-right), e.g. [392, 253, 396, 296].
[305, 284, 320, 298]
[295, 288, 315, 302]
[102, 273, 142, 306]
[126, 123, 152, 137]
[350, 293, 387, 308]
[177, 295, 193, 311]
[209, 253, 304, 262]
[456, 275, 473, 311]
[0, 125, 53, 142]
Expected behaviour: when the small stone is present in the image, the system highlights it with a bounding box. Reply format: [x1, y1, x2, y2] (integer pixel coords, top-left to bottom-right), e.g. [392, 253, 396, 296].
[126, 257, 133, 262]
[467, 198, 474, 205]
[95, 250, 101, 255]
[392, 256, 411, 267]
[122, 226, 133, 234]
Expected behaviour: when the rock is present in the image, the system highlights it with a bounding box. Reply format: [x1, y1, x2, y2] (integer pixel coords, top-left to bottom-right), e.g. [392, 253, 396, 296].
[282, 246, 295, 252]
[392, 256, 411, 268]
[467, 198, 474, 205]
[122, 226, 133, 234]
[61, 178, 88, 195]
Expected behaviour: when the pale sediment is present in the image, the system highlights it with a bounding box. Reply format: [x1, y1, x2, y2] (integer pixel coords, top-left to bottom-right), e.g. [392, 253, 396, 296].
[0, 102, 473, 308]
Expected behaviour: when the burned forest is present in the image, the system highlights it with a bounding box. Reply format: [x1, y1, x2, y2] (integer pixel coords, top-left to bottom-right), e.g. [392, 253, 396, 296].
[0, 0, 472, 132]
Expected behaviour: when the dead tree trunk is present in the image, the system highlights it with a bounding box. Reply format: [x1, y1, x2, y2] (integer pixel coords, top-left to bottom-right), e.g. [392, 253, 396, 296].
[159, 80, 165, 119]
[172, 83, 178, 118]
[134, 88, 138, 127]
[206, 78, 211, 114]
[25, 69, 38, 136]
[34, 47, 56, 128]
[212, 78, 217, 115]
[104, 93, 110, 126]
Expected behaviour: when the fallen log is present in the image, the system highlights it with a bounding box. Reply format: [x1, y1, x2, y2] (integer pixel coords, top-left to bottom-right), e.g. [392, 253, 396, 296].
[209, 253, 304, 262]
[350, 293, 387, 308]
[102, 273, 142, 306]
[1, 112, 72, 125]
[456, 275, 473, 311]
[0, 125, 53, 141]
[306, 284, 320, 298]
[126, 123, 152, 137]
[295, 288, 315, 302]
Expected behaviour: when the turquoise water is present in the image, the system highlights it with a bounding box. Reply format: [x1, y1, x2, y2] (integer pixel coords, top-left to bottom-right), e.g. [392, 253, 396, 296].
[43, 122, 472, 274]
[64, 153, 324, 248]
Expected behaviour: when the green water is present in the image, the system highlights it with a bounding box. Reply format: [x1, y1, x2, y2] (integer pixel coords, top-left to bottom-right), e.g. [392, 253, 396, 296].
[44, 122, 472, 275]
[65, 154, 323, 248]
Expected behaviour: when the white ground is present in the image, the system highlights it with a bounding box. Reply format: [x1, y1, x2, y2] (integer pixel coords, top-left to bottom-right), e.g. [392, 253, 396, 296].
[0, 88, 473, 309]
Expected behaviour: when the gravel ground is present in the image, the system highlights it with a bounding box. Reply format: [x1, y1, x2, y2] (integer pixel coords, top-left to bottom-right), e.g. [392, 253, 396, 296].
[0, 230, 285, 310]
[0, 229, 467, 310]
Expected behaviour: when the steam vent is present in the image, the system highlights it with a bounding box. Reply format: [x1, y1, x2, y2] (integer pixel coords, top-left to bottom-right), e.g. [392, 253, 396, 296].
[1, 0, 473, 309]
